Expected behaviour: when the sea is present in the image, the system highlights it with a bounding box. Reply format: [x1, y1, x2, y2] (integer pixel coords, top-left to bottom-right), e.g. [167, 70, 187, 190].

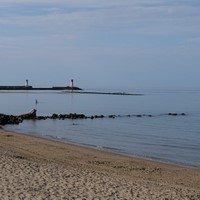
[1, 87, 200, 167]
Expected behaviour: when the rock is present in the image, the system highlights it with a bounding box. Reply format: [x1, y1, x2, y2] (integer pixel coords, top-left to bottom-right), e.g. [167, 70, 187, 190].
[168, 113, 177, 116]
[77, 114, 86, 119]
[51, 114, 58, 119]
[0, 110, 37, 125]
[94, 115, 104, 119]
[0, 114, 21, 125]
[37, 116, 47, 120]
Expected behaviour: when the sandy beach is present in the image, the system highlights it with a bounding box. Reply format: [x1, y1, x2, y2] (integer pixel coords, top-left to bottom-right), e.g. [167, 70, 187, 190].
[0, 128, 200, 199]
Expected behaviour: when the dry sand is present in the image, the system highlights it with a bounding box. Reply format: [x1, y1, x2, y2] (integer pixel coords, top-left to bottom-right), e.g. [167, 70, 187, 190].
[0, 128, 200, 199]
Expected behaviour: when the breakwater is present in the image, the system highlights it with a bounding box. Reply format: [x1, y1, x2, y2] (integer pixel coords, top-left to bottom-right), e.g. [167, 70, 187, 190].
[0, 86, 82, 90]
[0, 86, 142, 95]
[0, 110, 186, 125]
[62, 91, 142, 95]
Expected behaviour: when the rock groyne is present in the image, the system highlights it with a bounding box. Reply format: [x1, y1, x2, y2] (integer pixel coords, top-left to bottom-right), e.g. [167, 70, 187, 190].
[0, 110, 186, 126]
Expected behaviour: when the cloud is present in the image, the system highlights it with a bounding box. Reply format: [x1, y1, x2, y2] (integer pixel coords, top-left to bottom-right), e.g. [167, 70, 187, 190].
[0, 1, 199, 34]
[0, 1, 200, 71]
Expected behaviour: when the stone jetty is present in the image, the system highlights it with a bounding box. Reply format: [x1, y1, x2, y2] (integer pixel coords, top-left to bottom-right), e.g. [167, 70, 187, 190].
[0, 86, 82, 91]
[0, 110, 186, 126]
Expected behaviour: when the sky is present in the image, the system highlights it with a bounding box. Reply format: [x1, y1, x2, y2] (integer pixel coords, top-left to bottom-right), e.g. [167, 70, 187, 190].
[0, 0, 200, 89]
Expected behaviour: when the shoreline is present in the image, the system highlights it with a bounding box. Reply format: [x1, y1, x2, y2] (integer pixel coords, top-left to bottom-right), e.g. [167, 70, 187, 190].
[5, 125, 196, 169]
[0, 128, 200, 199]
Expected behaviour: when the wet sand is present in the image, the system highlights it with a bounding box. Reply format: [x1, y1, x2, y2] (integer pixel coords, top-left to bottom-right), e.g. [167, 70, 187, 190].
[0, 128, 200, 199]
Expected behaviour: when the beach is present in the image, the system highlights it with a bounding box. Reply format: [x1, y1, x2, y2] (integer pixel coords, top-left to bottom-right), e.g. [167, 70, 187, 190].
[0, 128, 199, 199]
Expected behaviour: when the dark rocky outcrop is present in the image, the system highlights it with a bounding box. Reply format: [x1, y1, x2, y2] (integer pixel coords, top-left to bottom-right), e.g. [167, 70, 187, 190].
[50, 113, 86, 120]
[168, 113, 186, 116]
[0, 109, 36, 125]
[0, 114, 22, 125]
[108, 115, 116, 119]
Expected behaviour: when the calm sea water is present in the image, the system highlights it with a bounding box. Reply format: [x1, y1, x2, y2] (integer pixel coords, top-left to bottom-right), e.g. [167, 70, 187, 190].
[2, 88, 200, 167]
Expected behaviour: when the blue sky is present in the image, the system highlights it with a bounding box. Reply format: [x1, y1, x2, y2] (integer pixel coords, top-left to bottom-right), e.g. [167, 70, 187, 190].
[0, 0, 200, 89]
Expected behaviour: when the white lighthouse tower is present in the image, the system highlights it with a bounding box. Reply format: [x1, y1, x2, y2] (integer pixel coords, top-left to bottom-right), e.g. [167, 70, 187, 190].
[70, 79, 74, 88]
[25, 79, 29, 87]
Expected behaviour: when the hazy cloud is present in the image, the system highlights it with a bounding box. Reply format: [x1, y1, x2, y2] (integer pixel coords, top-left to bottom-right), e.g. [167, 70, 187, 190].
[0, 0, 200, 87]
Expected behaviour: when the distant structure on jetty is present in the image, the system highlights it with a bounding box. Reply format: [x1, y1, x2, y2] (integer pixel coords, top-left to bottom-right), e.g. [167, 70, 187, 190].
[0, 79, 143, 96]
[0, 79, 82, 91]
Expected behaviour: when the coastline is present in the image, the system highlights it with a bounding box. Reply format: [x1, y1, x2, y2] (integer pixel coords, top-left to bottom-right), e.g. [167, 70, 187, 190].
[0, 128, 200, 199]
[6, 125, 197, 169]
